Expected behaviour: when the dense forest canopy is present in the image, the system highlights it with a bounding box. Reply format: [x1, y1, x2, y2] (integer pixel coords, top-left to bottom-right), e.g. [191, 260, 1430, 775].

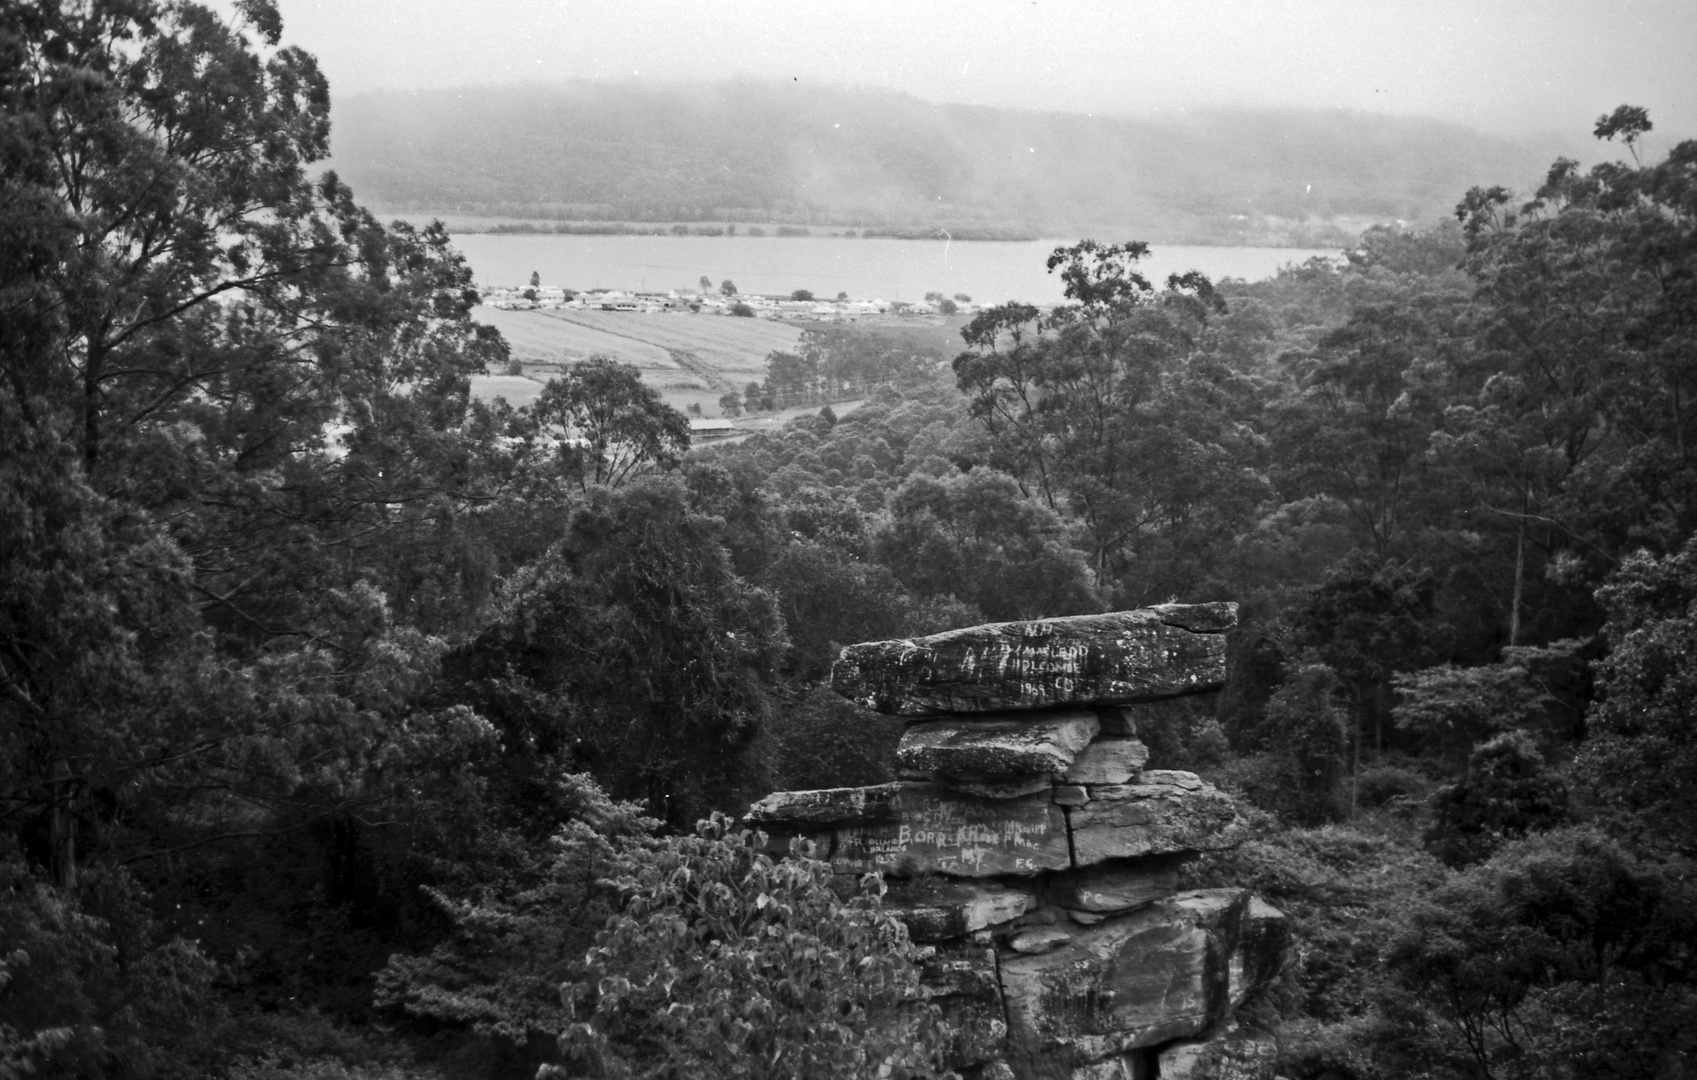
[2, 2, 1695, 1078]
[329, 80, 1570, 245]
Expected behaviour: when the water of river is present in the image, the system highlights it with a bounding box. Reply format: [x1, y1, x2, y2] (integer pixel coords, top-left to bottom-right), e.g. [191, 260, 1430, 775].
[449, 233, 1340, 307]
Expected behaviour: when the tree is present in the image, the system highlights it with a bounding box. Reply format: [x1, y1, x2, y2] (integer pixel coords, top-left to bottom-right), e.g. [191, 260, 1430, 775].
[952, 242, 1268, 597]
[1388, 828, 1697, 1080]
[528, 357, 691, 491]
[718, 393, 743, 418]
[875, 469, 1101, 622]
[1578, 537, 1697, 853]
[531, 270, 541, 288]
[1261, 663, 1350, 824]
[449, 479, 787, 826]
[721, 279, 738, 297]
[954, 293, 971, 303]
[1425, 731, 1569, 867]
[791, 289, 814, 302]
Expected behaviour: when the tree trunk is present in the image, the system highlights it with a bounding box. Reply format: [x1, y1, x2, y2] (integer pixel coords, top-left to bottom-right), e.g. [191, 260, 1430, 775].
[50, 757, 77, 890]
[1510, 485, 1528, 647]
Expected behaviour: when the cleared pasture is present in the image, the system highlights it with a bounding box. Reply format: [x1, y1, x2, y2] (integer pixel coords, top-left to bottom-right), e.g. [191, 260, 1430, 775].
[474, 306, 676, 370]
[552, 310, 804, 376]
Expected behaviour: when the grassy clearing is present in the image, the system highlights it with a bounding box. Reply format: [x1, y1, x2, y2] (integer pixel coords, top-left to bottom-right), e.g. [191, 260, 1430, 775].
[473, 307, 676, 370]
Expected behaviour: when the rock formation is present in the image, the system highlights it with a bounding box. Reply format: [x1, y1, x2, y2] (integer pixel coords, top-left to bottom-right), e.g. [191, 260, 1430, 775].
[746, 605, 1286, 1080]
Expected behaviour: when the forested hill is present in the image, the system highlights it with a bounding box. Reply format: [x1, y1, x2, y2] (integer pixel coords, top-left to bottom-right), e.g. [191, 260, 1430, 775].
[330, 80, 1568, 244]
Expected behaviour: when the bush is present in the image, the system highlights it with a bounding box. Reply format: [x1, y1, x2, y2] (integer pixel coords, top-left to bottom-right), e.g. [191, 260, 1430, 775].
[1355, 764, 1431, 808]
[730, 302, 755, 317]
[1424, 730, 1569, 867]
[551, 815, 952, 1080]
[0, 857, 220, 1079]
[1387, 827, 1697, 1079]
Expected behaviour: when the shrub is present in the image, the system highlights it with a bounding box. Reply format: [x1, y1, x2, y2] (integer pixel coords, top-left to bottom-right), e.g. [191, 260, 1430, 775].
[730, 302, 755, 317]
[1424, 730, 1569, 867]
[551, 815, 952, 1080]
[1355, 765, 1431, 808]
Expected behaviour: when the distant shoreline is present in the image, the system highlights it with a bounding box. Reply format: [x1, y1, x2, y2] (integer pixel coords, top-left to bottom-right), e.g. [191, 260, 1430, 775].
[372, 211, 1364, 249]
[475, 221, 1042, 242]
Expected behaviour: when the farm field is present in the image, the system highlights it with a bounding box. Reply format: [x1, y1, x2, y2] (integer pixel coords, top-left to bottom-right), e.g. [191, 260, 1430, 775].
[472, 306, 810, 405]
[469, 306, 965, 417]
[473, 306, 676, 371]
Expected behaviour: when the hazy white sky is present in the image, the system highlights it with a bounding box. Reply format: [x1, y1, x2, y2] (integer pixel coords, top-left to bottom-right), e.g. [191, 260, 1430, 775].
[276, 0, 1697, 142]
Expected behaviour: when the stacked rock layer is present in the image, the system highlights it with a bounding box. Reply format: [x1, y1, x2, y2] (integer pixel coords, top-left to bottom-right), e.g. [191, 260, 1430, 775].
[747, 604, 1286, 1080]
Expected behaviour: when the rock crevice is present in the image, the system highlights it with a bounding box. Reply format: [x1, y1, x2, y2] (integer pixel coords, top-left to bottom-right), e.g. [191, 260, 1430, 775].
[748, 603, 1286, 1080]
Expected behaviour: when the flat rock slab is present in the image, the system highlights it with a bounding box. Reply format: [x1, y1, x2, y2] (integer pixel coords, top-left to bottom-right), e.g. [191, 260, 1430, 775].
[833, 785, 1073, 878]
[1045, 857, 1183, 914]
[831, 604, 1237, 717]
[999, 889, 1249, 1072]
[1063, 737, 1149, 785]
[899, 711, 1100, 778]
[750, 781, 1074, 878]
[883, 878, 1034, 941]
[1070, 773, 1244, 866]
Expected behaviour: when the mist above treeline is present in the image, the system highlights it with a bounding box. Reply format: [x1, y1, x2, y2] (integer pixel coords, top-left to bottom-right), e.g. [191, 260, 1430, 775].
[329, 79, 1571, 246]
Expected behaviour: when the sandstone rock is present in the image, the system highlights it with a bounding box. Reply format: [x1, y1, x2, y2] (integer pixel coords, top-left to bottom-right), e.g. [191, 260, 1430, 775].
[831, 605, 1236, 717]
[1070, 774, 1243, 866]
[900, 711, 1100, 778]
[943, 774, 1058, 800]
[998, 890, 1250, 1073]
[883, 878, 1033, 941]
[819, 783, 1073, 878]
[1157, 1021, 1278, 1080]
[1046, 857, 1182, 914]
[1070, 1056, 1155, 1080]
[1231, 898, 1289, 1008]
[1008, 926, 1073, 954]
[1063, 737, 1149, 785]
[1052, 784, 1090, 807]
[1066, 909, 1110, 926]
[922, 943, 1009, 1068]
[746, 782, 907, 826]
[979, 1063, 1018, 1080]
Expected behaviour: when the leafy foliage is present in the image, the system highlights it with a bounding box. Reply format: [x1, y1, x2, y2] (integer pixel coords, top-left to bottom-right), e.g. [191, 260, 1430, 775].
[552, 815, 951, 1080]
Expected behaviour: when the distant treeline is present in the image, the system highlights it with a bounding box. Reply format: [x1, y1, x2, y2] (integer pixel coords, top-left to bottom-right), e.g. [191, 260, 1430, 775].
[331, 79, 1569, 245]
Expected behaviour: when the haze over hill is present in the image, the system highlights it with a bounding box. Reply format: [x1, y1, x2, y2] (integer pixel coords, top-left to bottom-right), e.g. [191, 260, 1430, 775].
[331, 80, 1571, 246]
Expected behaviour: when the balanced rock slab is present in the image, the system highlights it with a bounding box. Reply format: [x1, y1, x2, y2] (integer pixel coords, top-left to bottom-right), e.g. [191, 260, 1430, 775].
[899, 711, 1100, 779]
[1070, 772, 1244, 866]
[999, 889, 1250, 1073]
[831, 604, 1236, 717]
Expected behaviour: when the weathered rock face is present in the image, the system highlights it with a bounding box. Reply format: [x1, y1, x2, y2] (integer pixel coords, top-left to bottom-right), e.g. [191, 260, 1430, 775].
[1157, 1021, 1278, 1080]
[1063, 737, 1150, 785]
[747, 772, 1243, 877]
[831, 604, 1236, 717]
[747, 605, 1284, 1080]
[1068, 772, 1246, 867]
[899, 711, 1100, 778]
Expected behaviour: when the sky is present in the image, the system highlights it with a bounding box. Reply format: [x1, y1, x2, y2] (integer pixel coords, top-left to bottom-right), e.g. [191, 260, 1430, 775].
[275, 0, 1697, 145]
